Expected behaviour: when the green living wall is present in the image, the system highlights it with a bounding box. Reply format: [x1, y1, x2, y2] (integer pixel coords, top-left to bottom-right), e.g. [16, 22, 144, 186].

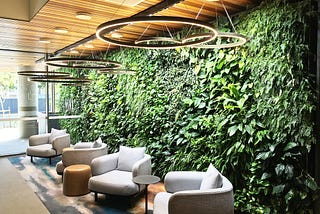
[59, 0, 319, 213]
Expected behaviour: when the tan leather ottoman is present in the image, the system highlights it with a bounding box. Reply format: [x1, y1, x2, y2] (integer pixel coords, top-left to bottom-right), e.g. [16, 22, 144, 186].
[63, 164, 91, 196]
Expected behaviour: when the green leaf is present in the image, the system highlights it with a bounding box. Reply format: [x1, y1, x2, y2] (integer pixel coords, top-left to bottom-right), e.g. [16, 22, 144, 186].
[245, 125, 255, 135]
[228, 125, 238, 136]
[284, 142, 297, 151]
[272, 185, 285, 194]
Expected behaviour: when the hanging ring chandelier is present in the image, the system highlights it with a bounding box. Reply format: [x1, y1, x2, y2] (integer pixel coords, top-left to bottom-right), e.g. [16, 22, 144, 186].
[135, 36, 182, 45]
[28, 76, 91, 84]
[45, 58, 122, 69]
[17, 70, 70, 77]
[98, 68, 136, 75]
[189, 32, 247, 48]
[96, 16, 218, 49]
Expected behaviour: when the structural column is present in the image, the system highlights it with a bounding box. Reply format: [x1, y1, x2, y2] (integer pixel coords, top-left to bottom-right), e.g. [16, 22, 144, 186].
[18, 65, 38, 138]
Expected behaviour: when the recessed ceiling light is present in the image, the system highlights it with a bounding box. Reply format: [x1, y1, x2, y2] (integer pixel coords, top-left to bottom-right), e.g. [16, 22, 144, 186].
[70, 49, 79, 54]
[54, 27, 68, 34]
[39, 37, 50, 43]
[111, 32, 123, 38]
[83, 43, 94, 48]
[76, 12, 92, 20]
[105, 0, 144, 6]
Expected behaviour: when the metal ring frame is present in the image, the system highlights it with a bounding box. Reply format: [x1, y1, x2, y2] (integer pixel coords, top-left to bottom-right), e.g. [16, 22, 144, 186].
[135, 36, 182, 45]
[98, 69, 136, 75]
[191, 32, 247, 49]
[17, 71, 70, 77]
[96, 16, 218, 49]
[45, 58, 122, 69]
[28, 76, 91, 83]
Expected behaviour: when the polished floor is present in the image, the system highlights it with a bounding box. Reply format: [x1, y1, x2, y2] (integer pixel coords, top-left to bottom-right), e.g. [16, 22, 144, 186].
[0, 128, 28, 157]
[0, 157, 49, 214]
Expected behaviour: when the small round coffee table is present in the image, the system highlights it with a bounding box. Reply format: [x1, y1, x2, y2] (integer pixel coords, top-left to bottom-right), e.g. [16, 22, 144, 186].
[133, 175, 160, 214]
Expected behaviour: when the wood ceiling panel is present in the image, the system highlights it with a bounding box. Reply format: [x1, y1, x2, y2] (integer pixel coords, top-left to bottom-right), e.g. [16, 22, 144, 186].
[0, 0, 260, 72]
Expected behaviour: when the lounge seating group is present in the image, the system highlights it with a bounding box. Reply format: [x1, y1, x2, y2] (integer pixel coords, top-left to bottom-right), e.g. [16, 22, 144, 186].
[27, 131, 234, 213]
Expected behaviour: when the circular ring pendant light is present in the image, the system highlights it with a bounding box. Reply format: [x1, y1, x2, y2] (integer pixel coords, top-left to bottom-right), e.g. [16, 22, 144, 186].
[96, 16, 218, 49]
[135, 36, 182, 45]
[191, 32, 247, 49]
[45, 58, 122, 69]
[98, 68, 136, 75]
[28, 76, 91, 84]
[17, 70, 70, 77]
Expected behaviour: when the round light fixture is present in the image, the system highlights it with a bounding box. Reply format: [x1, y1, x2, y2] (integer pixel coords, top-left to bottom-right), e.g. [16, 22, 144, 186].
[17, 71, 70, 77]
[96, 16, 218, 49]
[98, 68, 136, 75]
[135, 37, 182, 45]
[191, 32, 247, 48]
[111, 32, 123, 38]
[54, 27, 68, 34]
[45, 57, 122, 69]
[69, 49, 79, 54]
[83, 43, 94, 48]
[28, 76, 91, 84]
[76, 12, 92, 20]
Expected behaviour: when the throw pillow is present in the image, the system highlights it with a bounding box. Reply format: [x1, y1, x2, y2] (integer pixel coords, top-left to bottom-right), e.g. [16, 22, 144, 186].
[200, 163, 223, 190]
[91, 137, 103, 148]
[49, 128, 66, 144]
[117, 146, 145, 171]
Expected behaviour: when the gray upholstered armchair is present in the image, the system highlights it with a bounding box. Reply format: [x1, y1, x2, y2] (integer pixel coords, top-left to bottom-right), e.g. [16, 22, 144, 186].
[88, 146, 151, 201]
[153, 164, 234, 214]
[55, 139, 108, 175]
[26, 128, 70, 164]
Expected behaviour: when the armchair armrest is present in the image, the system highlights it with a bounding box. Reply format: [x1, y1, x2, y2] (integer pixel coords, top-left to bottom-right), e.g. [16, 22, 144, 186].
[62, 144, 107, 166]
[132, 154, 152, 178]
[168, 186, 234, 214]
[91, 152, 119, 176]
[29, 133, 51, 146]
[165, 171, 205, 193]
[52, 134, 70, 155]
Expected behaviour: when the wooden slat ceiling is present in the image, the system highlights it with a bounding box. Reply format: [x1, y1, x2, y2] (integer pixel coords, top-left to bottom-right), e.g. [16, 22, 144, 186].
[0, 0, 260, 72]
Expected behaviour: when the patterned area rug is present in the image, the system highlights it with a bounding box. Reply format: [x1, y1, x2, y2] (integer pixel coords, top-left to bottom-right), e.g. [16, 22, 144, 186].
[8, 155, 164, 214]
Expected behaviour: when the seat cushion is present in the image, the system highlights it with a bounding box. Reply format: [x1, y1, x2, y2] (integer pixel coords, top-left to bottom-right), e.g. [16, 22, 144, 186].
[200, 163, 222, 190]
[117, 146, 145, 171]
[88, 170, 139, 196]
[27, 144, 56, 157]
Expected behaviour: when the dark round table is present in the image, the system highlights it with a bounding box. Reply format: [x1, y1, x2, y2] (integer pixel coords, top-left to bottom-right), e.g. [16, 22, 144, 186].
[133, 175, 160, 214]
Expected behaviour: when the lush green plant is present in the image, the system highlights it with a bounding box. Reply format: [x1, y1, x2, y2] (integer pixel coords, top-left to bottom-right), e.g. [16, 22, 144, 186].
[58, 0, 319, 212]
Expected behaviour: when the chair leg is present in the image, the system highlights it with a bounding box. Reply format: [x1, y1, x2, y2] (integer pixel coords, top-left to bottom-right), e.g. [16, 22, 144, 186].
[49, 157, 52, 165]
[94, 192, 98, 202]
[31, 156, 33, 163]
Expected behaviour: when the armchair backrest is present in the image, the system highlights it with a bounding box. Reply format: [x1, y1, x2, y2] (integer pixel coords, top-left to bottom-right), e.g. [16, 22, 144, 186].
[52, 134, 71, 155]
[62, 143, 108, 166]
